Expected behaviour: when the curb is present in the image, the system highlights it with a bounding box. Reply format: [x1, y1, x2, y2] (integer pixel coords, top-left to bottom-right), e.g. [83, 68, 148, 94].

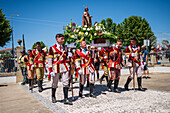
[0, 72, 16, 77]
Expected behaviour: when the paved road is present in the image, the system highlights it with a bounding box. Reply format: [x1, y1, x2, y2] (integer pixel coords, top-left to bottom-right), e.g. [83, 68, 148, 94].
[0, 72, 170, 113]
[0, 83, 52, 113]
[119, 73, 170, 92]
[20, 73, 170, 113]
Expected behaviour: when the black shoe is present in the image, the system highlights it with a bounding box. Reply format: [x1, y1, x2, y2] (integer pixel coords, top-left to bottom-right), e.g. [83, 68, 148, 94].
[107, 80, 113, 92]
[147, 76, 151, 79]
[21, 82, 25, 85]
[89, 94, 96, 98]
[138, 87, 145, 91]
[79, 92, 82, 97]
[52, 88, 56, 103]
[63, 87, 73, 105]
[89, 84, 96, 98]
[124, 78, 132, 91]
[28, 79, 32, 90]
[29, 87, 32, 90]
[52, 97, 57, 103]
[124, 86, 129, 91]
[143, 76, 146, 78]
[79, 84, 84, 97]
[38, 87, 42, 92]
[108, 88, 112, 92]
[113, 89, 121, 93]
[64, 99, 73, 105]
[137, 77, 145, 92]
[38, 81, 42, 92]
[40, 80, 43, 90]
[114, 79, 120, 93]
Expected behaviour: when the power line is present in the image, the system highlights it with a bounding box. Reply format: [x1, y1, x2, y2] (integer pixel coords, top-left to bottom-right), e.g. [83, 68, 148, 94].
[12, 19, 60, 27]
[6, 16, 68, 24]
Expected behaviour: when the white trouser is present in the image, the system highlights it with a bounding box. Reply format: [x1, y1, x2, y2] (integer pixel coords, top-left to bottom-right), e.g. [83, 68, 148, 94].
[52, 71, 69, 88]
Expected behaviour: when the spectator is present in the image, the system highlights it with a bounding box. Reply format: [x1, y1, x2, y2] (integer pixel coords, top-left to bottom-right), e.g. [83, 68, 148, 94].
[150, 47, 157, 65]
[141, 45, 150, 79]
[1, 58, 5, 73]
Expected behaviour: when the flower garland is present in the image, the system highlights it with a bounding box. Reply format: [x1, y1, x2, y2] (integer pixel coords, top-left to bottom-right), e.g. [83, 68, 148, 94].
[63, 20, 116, 47]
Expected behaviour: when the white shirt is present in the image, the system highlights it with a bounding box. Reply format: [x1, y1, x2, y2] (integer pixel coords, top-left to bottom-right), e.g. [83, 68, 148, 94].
[56, 43, 63, 51]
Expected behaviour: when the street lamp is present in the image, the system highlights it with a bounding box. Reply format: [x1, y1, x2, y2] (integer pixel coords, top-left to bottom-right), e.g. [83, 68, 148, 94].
[11, 15, 19, 57]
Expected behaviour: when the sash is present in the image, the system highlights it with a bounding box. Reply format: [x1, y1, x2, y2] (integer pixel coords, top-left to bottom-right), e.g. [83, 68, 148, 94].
[34, 50, 42, 62]
[76, 50, 89, 60]
[52, 44, 66, 58]
[128, 45, 141, 65]
[52, 45, 69, 70]
[76, 50, 95, 71]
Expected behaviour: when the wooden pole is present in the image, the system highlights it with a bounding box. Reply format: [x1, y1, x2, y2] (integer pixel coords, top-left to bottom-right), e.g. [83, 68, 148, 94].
[133, 58, 135, 91]
[22, 34, 25, 53]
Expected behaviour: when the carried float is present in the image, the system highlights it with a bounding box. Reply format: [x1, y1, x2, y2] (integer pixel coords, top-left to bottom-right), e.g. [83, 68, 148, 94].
[63, 7, 117, 49]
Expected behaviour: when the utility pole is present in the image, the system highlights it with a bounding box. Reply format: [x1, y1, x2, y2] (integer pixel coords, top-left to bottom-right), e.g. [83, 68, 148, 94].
[11, 15, 19, 57]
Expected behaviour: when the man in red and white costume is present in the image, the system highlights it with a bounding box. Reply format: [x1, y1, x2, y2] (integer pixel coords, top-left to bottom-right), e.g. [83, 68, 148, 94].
[48, 34, 72, 105]
[108, 39, 124, 93]
[75, 40, 96, 98]
[124, 37, 145, 91]
[30, 42, 47, 92]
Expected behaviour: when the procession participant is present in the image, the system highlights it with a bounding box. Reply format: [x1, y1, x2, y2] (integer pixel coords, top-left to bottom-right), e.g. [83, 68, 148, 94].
[99, 48, 109, 85]
[68, 49, 75, 91]
[29, 42, 47, 92]
[72, 49, 78, 81]
[86, 45, 91, 87]
[124, 37, 145, 91]
[107, 39, 125, 93]
[94, 47, 100, 81]
[24, 49, 35, 90]
[75, 40, 96, 98]
[18, 50, 27, 85]
[141, 45, 150, 79]
[48, 34, 72, 105]
[86, 45, 95, 87]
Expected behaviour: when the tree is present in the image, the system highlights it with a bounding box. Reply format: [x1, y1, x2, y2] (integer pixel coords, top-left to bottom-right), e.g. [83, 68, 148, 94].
[0, 8, 12, 47]
[32, 41, 46, 50]
[162, 40, 169, 47]
[101, 19, 106, 27]
[0, 52, 12, 58]
[115, 16, 156, 48]
[101, 18, 117, 34]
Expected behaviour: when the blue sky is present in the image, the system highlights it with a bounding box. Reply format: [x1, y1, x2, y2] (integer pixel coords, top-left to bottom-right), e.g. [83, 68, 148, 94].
[0, 0, 170, 50]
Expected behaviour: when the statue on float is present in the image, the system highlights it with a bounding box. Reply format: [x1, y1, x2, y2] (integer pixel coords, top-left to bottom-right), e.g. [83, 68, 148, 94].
[82, 7, 93, 27]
